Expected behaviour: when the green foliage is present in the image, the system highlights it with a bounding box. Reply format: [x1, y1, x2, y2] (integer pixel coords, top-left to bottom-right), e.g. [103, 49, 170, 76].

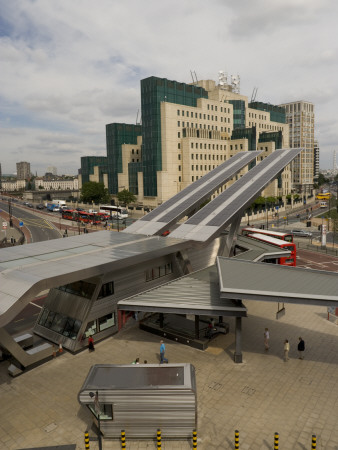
[318, 173, 329, 186]
[199, 198, 211, 209]
[117, 189, 136, 206]
[81, 182, 110, 204]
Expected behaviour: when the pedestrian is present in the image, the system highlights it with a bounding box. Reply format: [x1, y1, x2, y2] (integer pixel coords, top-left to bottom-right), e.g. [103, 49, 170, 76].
[298, 337, 305, 359]
[132, 357, 140, 364]
[160, 340, 168, 364]
[264, 328, 270, 350]
[52, 345, 57, 358]
[144, 360, 148, 364]
[58, 342, 63, 353]
[284, 339, 290, 361]
[88, 335, 95, 352]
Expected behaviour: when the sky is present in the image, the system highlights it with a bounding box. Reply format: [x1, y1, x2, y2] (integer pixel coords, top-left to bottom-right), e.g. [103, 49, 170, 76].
[1, 0, 337, 175]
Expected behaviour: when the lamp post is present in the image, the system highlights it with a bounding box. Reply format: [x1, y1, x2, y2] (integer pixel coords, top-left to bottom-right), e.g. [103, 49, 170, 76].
[265, 198, 269, 230]
[89, 391, 102, 450]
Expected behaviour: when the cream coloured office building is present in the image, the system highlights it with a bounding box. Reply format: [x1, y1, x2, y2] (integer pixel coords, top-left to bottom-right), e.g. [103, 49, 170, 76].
[106, 77, 292, 208]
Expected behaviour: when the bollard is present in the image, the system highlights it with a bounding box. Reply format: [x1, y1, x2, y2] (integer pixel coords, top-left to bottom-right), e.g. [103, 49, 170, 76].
[312, 434, 316, 449]
[84, 430, 90, 450]
[235, 429, 239, 449]
[192, 429, 197, 449]
[157, 428, 161, 450]
[274, 432, 279, 449]
[121, 429, 126, 449]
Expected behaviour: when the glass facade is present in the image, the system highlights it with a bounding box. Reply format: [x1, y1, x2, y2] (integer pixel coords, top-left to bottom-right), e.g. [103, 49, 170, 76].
[81, 156, 108, 185]
[141, 76, 207, 196]
[229, 100, 246, 129]
[106, 123, 142, 194]
[38, 308, 82, 340]
[249, 102, 286, 124]
[231, 127, 257, 150]
[258, 131, 283, 149]
[57, 280, 96, 299]
[128, 161, 142, 195]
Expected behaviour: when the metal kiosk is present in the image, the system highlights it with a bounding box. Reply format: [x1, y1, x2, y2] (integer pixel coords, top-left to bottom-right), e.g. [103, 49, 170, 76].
[78, 363, 197, 439]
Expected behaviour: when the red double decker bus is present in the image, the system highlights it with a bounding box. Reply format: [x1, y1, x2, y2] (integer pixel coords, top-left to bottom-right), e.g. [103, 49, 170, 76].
[75, 211, 101, 225]
[247, 233, 296, 266]
[241, 226, 293, 243]
[61, 209, 75, 220]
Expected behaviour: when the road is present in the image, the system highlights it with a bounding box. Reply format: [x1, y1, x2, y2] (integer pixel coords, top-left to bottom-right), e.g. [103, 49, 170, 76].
[0, 199, 62, 242]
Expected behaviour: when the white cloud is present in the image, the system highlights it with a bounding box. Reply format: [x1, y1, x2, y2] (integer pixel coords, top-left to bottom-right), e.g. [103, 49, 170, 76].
[0, 0, 337, 174]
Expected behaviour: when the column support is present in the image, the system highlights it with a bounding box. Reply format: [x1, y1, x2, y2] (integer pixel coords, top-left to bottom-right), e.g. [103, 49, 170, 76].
[234, 316, 243, 363]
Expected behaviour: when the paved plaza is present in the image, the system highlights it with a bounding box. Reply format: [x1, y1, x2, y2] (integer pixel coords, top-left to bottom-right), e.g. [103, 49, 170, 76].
[1, 297, 338, 450]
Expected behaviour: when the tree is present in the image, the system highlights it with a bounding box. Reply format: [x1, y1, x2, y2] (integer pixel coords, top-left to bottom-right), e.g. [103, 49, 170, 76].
[318, 173, 329, 186]
[117, 189, 136, 206]
[81, 182, 110, 204]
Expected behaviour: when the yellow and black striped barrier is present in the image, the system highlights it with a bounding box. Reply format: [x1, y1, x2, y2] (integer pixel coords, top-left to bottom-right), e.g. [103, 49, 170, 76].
[121, 429, 126, 449]
[192, 429, 197, 448]
[157, 428, 161, 449]
[235, 429, 239, 449]
[84, 430, 90, 450]
[274, 432, 279, 449]
[312, 434, 316, 449]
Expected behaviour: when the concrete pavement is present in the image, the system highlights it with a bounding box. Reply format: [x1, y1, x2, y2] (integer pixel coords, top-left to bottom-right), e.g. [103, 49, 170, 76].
[1, 298, 338, 449]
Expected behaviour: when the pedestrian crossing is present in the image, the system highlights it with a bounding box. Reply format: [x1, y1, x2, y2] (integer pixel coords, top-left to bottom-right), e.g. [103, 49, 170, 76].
[17, 217, 55, 230]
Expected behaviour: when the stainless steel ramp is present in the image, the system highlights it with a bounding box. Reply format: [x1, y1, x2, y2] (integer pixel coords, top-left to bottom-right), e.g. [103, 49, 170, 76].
[125, 151, 261, 236]
[170, 148, 302, 243]
[0, 327, 53, 370]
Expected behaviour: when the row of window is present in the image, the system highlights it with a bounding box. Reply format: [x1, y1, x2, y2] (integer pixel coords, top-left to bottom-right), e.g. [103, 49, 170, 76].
[248, 112, 268, 120]
[131, 149, 140, 154]
[84, 313, 115, 337]
[146, 263, 173, 282]
[248, 122, 283, 130]
[189, 142, 244, 151]
[38, 309, 82, 339]
[57, 281, 114, 300]
[191, 154, 224, 161]
[177, 126, 231, 138]
[177, 106, 231, 117]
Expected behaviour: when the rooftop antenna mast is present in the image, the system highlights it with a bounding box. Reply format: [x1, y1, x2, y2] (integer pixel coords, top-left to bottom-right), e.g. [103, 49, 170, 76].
[136, 109, 141, 125]
[190, 70, 198, 85]
[334, 150, 337, 175]
[251, 87, 258, 103]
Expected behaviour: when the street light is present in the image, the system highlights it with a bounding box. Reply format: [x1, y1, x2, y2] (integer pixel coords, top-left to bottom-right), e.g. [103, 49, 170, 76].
[89, 391, 102, 450]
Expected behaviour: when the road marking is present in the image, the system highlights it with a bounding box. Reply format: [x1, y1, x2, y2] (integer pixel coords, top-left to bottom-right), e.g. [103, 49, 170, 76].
[17, 217, 54, 229]
[29, 302, 43, 309]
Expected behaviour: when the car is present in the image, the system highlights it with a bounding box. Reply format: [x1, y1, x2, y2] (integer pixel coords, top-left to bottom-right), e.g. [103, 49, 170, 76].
[36, 204, 44, 209]
[290, 229, 312, 238]
[27, 203, 34, 208]
[23, 201, 29, 206]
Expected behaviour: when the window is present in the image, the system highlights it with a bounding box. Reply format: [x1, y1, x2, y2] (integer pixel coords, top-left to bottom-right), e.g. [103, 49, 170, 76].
[178, 143, 181, 149]
[182, 110, 184, 116]
[38, 308, 82, 340]
[85, 320, 97, 337]
[177, 110, 180, 115]
[99, 313, 115, 331]
[178, 176, 181, 182]
[178, 132, 180, 138]
[57, 280, 96, 299]
[178, 154, 181, 160]
[178, 165, 181, 171]
[97, 281, 114, 299]
[177, 121, 180, 127]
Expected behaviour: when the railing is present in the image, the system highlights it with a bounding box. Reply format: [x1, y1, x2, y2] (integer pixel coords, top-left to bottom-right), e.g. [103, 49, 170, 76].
[297, 241, 338, 257]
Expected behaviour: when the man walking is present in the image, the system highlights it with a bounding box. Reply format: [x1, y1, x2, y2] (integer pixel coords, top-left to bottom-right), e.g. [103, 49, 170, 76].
[264, 328, 270, 351]
[160, 340, 168, 364]
[298, 337, 305, 359]
[284, 339, 290, 361]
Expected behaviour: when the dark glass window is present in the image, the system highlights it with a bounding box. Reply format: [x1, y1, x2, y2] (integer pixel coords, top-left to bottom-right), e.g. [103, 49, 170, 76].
[97, 282, 114, 299]
[57, 280, 96, 299]
[38, 308, 82, 340]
